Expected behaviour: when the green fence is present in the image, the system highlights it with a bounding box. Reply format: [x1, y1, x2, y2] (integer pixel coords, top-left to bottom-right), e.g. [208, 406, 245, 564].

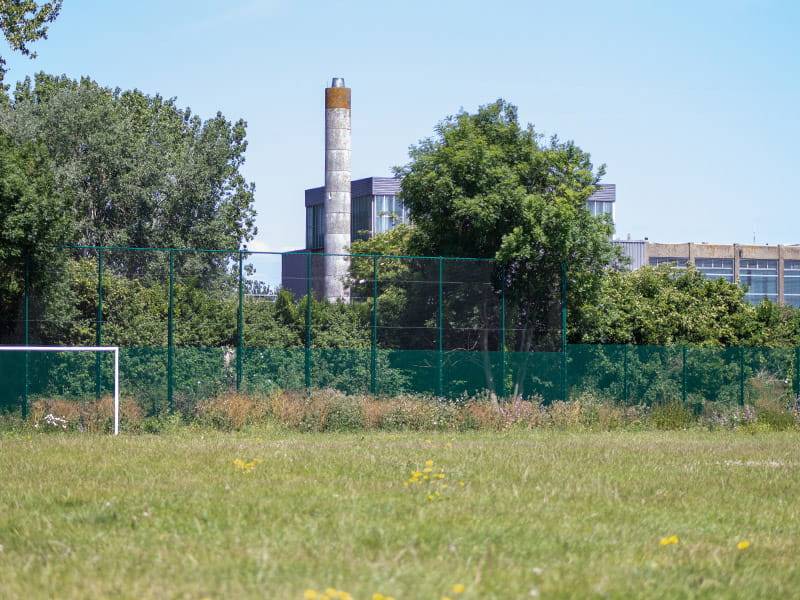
[1, 246, 798, 417]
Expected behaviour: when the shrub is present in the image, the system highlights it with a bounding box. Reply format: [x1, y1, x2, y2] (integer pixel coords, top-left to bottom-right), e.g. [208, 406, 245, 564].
[649, 400, 694, 430]
[29, 396, 142, 433]
[195, 392, 268, 431]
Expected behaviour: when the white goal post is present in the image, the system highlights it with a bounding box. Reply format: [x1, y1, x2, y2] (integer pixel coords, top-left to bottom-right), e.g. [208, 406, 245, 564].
[0, 346, 120, 435]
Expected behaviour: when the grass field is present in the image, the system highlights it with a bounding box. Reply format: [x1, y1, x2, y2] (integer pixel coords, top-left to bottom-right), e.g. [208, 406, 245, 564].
[1, 429, 799, 599]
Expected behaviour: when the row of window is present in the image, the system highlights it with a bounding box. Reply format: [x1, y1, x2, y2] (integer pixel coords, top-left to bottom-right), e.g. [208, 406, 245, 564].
[307, 195, 410, 249]
[648, 257, 800, 305]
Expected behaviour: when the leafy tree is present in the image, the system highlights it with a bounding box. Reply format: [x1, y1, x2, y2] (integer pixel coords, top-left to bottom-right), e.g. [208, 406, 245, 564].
[0, 130, 70, 342]
[1, 73, 256, 282]
[0, 0, 61, 85]
[575, 266, 759, 346]
[351, 101, 618, 395]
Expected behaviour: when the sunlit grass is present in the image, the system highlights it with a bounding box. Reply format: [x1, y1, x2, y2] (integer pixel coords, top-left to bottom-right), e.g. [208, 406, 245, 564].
[1, 429, 799, 598]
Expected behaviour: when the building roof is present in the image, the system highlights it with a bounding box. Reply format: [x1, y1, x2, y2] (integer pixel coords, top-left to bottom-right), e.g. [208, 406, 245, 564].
[305, 178, 615, 206]
[305, 177, 401, 207]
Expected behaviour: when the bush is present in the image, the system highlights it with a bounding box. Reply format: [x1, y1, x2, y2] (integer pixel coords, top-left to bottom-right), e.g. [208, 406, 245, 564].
[29, 396, 142, 433]
[195, 392, 268, 431]
[649, 400, 694, 430]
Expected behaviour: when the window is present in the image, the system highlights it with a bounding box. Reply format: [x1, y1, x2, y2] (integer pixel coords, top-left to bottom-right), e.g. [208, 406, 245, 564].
[785, 260, 800, 307]
[740, 259, 778, 304]
[375, 195, 408, 234]
[649, 257, 688, 268]
[351, 195, 373, 241]
[587, 200, 613, 218]
[695, 258, 734, 283]
[306, 205, 325, 250]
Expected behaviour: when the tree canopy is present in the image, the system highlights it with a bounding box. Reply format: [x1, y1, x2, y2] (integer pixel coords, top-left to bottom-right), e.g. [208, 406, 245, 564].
[359, 100, 618, 352]
[1, 73, 256, 252]
[0, 0, 61, 85]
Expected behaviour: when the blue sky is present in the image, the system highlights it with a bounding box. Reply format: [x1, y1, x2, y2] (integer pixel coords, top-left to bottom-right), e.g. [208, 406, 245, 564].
[3, 0, 799, 254]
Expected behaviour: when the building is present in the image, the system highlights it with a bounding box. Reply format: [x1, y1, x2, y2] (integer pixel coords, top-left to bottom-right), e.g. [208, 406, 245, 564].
[615, 240, 800, 307]
[283, 170, 617, 296]
[304, 176, 409, 250]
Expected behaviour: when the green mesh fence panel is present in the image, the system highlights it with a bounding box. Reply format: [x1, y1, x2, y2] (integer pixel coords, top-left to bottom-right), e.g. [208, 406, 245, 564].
[3, 245, 799, 418]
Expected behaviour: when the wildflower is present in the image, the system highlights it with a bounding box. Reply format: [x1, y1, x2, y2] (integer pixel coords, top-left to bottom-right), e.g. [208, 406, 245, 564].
[425, 459, 434, 467]
[659, 535, 679, 546]
[452, 583, 466, 594]
[304, 590, 318, 599]
[737, 540, 751, 550]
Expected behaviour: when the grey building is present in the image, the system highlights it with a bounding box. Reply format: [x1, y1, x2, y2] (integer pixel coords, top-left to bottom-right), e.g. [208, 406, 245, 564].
[613, 240, 800, 307]
[282, 179, 617, 296]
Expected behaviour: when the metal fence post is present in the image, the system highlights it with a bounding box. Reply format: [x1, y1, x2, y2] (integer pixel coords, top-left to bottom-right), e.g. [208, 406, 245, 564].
[95, 249, 104, 400]
[304, 252, 312, 391]
[561, 262, 568, 401]
[236, 251, 244, 391]
[739, 347, 745, 406]
[167, 250, 175, 413]
[682, 346, 687, 405]
[22, 251, 30, 419]
[623, 344, 629, 405]
[795, 347, 800, 397]
[370, 255, 378, 395]
[499, 265, 506, 398]
[437, 257, 444, 397]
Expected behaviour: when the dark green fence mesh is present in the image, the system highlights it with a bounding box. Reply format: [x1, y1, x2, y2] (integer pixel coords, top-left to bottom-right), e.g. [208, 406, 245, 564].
[1, 246, 798, 418]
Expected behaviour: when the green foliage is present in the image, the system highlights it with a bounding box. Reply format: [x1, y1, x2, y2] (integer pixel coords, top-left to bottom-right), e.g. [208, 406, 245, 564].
[0, 130, 70, 342]
[1, 73, 256, 256]
[0, 0, 61, 84]
[397, 100, 619, 353]
[573, 265, 800, 347]
[649, 400, 694, 430]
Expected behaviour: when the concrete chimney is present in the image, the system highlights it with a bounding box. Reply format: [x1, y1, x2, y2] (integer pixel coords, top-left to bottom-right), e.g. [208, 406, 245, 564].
[324, 77, 351, 302]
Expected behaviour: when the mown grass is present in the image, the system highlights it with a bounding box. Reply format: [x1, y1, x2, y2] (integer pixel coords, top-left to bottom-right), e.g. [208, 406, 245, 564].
[1, 429, 799, 599]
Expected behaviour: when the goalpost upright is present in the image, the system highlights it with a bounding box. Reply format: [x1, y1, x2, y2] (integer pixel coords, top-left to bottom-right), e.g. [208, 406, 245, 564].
[0, 346, 120, 435]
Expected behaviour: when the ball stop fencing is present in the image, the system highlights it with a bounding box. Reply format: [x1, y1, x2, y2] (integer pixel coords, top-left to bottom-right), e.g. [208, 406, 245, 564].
[1, 245, 798, 418]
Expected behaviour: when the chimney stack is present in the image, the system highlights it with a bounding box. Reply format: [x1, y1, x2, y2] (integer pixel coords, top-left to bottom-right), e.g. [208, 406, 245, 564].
[323, 77, 351, 302]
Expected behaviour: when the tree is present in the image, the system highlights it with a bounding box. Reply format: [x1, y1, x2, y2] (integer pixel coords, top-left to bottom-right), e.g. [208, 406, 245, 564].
[0, 1, 62, 85]
[574, 265, 800, 347]
[1, 73, 257, 282]
[0, 130, 71, 342]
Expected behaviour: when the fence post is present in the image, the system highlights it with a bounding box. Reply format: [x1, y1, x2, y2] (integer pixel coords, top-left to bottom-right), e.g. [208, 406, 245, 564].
[370, 255, 378, 395]
[167, 250, 174, 413]
[795, 347, 800, 398]
[499, 265, 506, 398]
[623, 344, 629, 405]
[236, 251, 244, 391]
[304, 252, 312, 391]
[95, 249, 104, 401]
[739, 347, 745, 406]
[437, 257, 444, 397]
[561, 262, 568, 401]
[681, 346, 687, 405]
[22, 251, 30, 419]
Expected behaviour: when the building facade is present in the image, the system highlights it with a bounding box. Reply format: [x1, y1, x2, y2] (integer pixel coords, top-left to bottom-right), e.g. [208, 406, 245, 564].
[282, 179, 617, 296]
[615, 240, 800, 307]
[305, 177, 409, 250]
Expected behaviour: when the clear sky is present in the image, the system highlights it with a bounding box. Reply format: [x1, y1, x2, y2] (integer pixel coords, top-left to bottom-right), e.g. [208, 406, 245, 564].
[3, 0, 799, 254]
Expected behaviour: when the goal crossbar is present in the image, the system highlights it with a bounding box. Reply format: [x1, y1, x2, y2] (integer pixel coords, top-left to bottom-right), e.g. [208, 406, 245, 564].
[0, 346, 120, 435]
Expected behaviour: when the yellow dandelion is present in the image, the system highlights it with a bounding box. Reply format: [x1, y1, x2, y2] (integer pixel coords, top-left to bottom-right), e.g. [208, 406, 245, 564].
[425, 459, 434, 467]
[441, 597, 452, 600]
[423, 467, 433, 474]
[324, 588, 337, 596]
[372, 594, 385, 600]
[659, 535, 679, 546]
[304, 590, 318, 600]
[737, 540, 751, 550]
[452, 583, 466, 594]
